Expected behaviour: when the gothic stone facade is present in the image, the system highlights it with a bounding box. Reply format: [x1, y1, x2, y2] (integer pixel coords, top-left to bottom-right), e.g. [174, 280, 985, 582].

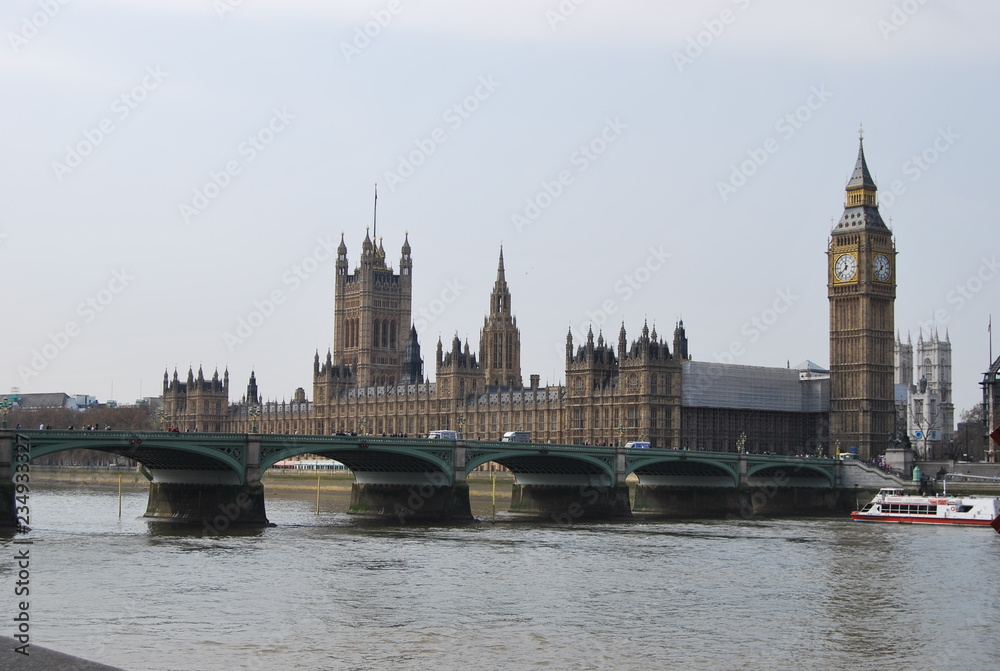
[167, 134, 909, 455]
[163, 230, 827, 454]
[894, 329, 955, 459]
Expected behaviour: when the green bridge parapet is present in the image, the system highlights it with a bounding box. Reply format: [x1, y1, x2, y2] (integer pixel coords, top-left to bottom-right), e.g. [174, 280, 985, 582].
[1, 429, 842, 526]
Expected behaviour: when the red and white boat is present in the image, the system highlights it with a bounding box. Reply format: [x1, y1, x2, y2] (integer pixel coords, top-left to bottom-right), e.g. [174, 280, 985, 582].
[852, 488, 1000, 527]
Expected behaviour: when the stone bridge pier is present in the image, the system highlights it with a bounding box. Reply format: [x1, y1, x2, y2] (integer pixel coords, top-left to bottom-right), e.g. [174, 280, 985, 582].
[0, 430, 270, 529]
[467, 443, 632, 521]
[342, 441, 473, 522]
[143, 439, 267, 528]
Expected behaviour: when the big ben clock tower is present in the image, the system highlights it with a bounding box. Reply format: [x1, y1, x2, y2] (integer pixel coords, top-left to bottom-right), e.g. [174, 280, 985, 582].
[828, 131, 897, 460]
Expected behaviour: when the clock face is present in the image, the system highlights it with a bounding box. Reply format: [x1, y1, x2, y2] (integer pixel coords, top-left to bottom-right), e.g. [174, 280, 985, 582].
[835, 253, 857, 281]
[874, 254, 891, 282]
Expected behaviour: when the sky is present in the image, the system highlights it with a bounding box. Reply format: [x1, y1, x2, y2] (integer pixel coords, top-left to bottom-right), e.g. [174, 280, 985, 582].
[1, 0, 998, 420]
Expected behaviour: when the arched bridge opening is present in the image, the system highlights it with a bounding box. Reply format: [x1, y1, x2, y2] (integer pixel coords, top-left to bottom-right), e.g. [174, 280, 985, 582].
[747, 463, 834, 488]
[259, 436, 454, 486]
[258, 436, 468, 521]
[628, 458, 738, 488]
[465, 448, 615, 488]
[15, 431, 245, 485]
[465, 446, 627, 519]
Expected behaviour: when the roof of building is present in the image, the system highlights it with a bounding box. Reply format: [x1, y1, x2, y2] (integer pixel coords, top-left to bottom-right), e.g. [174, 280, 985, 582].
[834, 136, 890, 233]
[0, 392, 72, 408]
[846, 137, 877, 191]
[681, 361, 828, 413]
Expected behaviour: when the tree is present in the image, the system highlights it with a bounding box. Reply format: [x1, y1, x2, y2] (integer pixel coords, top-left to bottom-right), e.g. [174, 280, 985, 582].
[912, 397, 944, 460]
[6, 405, 156, 466]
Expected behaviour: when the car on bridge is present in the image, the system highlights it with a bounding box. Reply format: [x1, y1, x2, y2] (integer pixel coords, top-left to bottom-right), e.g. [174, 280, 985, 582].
[625, 441, 651, 449]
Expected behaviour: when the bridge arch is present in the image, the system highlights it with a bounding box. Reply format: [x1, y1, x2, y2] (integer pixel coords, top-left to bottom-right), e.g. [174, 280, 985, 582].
[626, 454, 739, 488]
[16, 431, 246, 484]
[258, 435, 455, 485]
[465, 445, 616, 486]
[746, 461, 834, 488]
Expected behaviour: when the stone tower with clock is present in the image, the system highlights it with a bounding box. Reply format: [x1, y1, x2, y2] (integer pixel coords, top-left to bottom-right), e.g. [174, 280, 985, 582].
[828, 134, 897, 460]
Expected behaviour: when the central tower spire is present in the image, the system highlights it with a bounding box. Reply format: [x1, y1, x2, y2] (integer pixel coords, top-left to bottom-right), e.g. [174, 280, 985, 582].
[845, 129, 879, 209]
[480, 246, 522, 387]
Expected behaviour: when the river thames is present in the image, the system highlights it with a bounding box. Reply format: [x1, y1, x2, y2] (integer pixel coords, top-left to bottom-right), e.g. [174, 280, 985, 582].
[3, 484, 999, 670]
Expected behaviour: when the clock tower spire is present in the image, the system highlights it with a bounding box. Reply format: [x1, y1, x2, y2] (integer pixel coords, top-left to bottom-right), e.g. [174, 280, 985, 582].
[828, 130, 897, 460]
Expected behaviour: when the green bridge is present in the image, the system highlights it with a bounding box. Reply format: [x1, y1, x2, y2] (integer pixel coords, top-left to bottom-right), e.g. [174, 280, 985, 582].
[1, 429, 845, 526]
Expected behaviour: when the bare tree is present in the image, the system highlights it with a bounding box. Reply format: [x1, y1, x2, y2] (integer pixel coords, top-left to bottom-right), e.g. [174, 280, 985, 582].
[7, 405, 155, 466]
[912, 398, 944, 460]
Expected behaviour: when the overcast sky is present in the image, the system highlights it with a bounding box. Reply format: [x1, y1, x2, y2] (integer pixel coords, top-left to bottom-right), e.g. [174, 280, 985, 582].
[2, 0, 997, 420]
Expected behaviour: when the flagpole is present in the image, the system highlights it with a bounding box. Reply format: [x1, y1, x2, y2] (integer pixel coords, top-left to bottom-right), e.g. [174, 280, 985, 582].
[990, 315, 996, 462]
[373, 182, 378, 241]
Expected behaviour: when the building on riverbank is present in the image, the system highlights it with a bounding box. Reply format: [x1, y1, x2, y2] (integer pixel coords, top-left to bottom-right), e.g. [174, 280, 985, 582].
[163, 234, 828, 454]
[163, 139, 922, 455]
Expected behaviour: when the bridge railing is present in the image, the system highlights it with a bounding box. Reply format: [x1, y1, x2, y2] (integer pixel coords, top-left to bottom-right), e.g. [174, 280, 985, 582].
[14, 429, 247, 443]
[10, 429, 841, 465]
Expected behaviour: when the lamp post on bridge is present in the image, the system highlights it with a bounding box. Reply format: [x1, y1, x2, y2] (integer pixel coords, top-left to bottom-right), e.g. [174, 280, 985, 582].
[0, 398, 12, 429]
[617, 425, 624, 447]
[154, 407, 167, 430]
[457, 415, 466, 440]
[249, 405, 261, 434]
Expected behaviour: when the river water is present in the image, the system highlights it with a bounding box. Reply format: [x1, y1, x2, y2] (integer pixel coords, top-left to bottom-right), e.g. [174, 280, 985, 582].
[3, 484, 999, 671]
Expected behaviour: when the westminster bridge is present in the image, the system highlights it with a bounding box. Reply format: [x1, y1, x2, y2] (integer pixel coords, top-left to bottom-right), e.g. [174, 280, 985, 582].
[0, 429, 870, 526]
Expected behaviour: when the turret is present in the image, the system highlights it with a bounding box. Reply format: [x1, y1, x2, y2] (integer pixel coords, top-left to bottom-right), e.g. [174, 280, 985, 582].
[400, 232, 412, 278]
[673, 320, 689, 360]
[361, 228, 374, 263]
[336, 233, 348, 277]
[402, 325, 424, 383]
[247, 371, 259, 405]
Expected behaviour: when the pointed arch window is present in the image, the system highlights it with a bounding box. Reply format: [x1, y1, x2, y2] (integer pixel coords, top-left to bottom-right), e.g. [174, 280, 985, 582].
[628, 374, 639, 393]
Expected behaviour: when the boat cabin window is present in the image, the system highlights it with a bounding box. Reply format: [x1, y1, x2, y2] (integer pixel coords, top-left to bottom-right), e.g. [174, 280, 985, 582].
[881, 504, 936, 515]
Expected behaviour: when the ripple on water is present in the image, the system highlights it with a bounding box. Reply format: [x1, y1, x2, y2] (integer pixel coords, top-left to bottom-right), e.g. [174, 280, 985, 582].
[11, 488, 1000, 670]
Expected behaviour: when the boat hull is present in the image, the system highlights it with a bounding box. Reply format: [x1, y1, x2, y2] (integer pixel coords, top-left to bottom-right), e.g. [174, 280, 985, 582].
[850, 513, 994, 526]
[850, 488, 1000, 527]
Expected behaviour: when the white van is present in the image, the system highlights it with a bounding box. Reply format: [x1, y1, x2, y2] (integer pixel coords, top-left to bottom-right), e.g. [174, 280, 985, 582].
[427, 430, 458, 440]
[625, 441, 651, 449]
[502, 431, 531, 443]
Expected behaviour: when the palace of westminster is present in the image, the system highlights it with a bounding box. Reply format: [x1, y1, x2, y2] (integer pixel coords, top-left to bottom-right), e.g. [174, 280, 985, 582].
[162, 138, 961, 460]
